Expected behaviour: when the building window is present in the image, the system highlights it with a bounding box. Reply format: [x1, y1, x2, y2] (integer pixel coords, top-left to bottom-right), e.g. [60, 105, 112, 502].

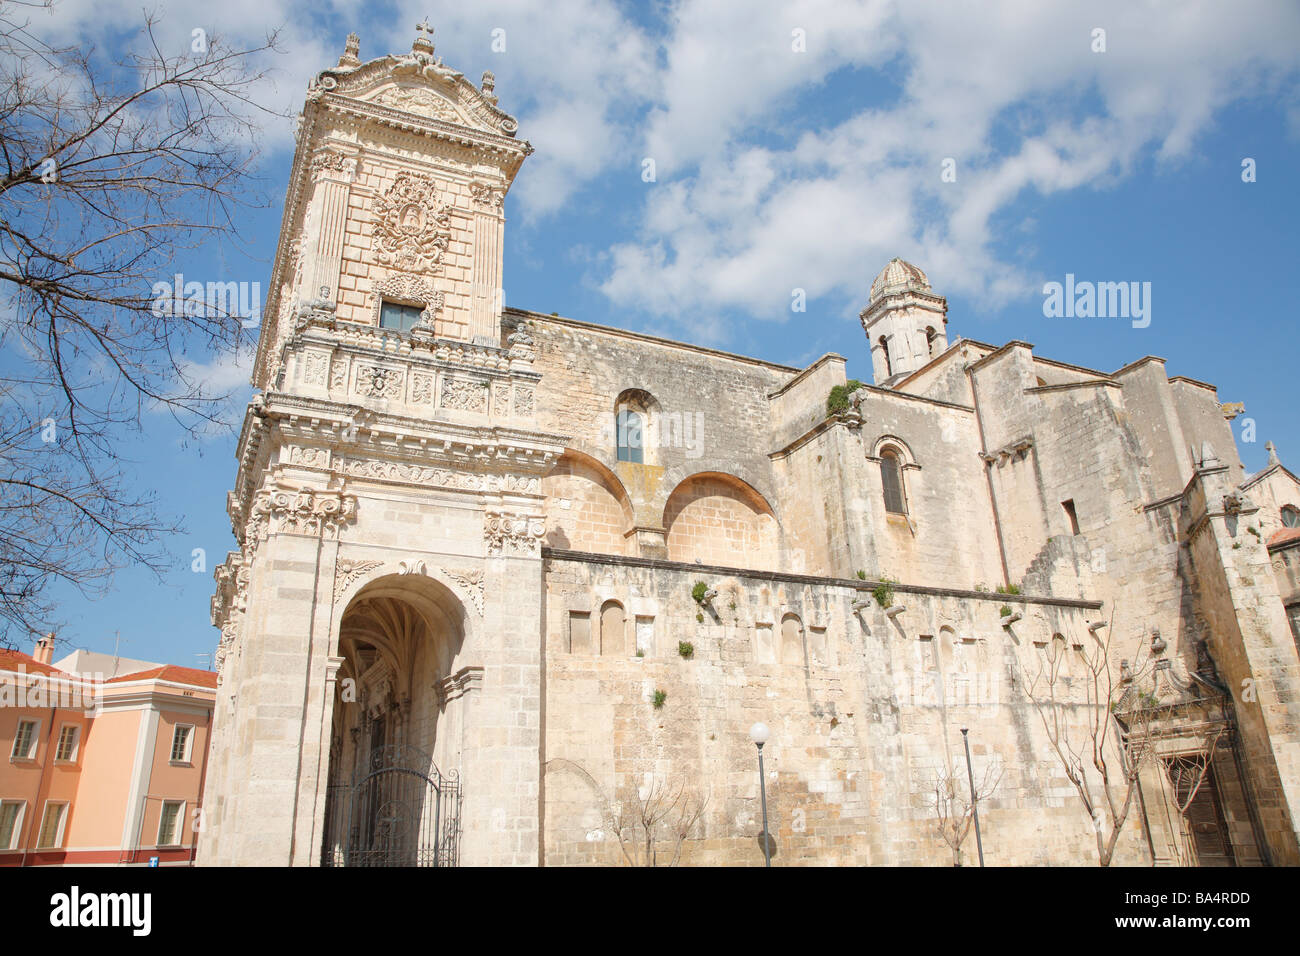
[1282, 505, 1300, 528]
[378, 300, 423, 333]
[600, 600, 626, 656]
[10, 719, 38, 761]
[54, 725, 79, 763]
[878, 335, 893, 378]
[568, 611, 592, 654]
[37, 802, 67, 849]
[170, 725, 194, 764]
[925, 326, 938, 357]
[157, 801, 184, 847]
[0, 801, 24, 850]
[616, 409, 644, 463]
[1062, 499, 1081, 535]
[880, 449, 907, 514]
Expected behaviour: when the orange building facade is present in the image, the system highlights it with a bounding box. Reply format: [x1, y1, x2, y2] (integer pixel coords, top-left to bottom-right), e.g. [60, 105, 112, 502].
[0, 637, 215, 866]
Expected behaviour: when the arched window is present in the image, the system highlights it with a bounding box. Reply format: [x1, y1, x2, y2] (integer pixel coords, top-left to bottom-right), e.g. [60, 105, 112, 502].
[878, 335, 893, 378]
[880, 448, 907, 514]
[1282, 505, 1300, 528]
[600, 601, 626, 656]
[925, 326, 938, 358]
[781, 613, 803, 664]
[616, 410, 644, 463]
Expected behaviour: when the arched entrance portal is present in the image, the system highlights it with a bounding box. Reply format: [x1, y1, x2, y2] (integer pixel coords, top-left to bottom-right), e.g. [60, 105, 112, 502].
[321, 573, 467, 866]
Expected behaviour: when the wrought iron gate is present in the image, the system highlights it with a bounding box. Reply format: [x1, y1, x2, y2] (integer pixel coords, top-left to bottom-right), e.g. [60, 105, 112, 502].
[323, 743, 460, 867]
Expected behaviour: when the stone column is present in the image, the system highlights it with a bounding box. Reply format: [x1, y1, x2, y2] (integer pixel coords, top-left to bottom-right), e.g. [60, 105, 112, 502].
[468, 181, 505, 344]
[305, 150, 357, 305]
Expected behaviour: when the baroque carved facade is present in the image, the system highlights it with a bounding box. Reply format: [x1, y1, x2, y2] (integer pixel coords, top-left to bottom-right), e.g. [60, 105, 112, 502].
[201, 26, 1300, 868]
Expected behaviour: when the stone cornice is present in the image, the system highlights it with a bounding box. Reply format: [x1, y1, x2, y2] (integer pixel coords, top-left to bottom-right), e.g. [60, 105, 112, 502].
[541, 548, 1104, 610]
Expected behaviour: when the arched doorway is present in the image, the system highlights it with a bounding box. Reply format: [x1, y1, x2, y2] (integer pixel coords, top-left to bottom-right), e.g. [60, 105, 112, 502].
[321, 573, 467, 866]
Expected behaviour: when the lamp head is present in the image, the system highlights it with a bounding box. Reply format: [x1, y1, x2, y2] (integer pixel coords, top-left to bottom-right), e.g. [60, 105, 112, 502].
[749, 722, 770, 747]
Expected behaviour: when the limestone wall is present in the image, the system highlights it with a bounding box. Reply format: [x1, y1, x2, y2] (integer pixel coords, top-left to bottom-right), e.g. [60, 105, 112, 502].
[540, 551, 1149, 866]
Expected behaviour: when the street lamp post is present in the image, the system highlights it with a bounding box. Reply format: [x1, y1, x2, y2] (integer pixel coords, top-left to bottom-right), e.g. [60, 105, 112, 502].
[750, 722, 771, 868]
[960, 727, 985, 867]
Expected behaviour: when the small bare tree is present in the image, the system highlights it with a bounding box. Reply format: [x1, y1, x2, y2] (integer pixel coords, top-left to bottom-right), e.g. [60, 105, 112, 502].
[1020, 609, 1157, 866]
[0, 1, 284, 644]
[930, 758, 1003, 866]
[544, 759, 708, 866]
[610, 776, 709, 867]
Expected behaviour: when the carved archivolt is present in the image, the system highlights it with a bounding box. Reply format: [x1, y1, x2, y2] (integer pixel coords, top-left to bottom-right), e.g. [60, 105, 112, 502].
[372, 172, 452, 272]
[484, 511, 546, 556]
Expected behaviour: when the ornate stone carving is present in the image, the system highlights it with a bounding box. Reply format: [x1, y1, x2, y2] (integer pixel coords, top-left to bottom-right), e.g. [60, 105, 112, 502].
[374, 86, 462, 123]
[357, 364, 406, 400]
[507, 323, 535, 363]
[329, 354, 349, 391]
[442, 567, 485, 616]
[470, 180, 504, 209]
[411, 372, 434, 404]
[310, 149, 357, 183]
[513, 385, 534, 416]
[334, 558, 382, 601]
[370, 272, 445, 330]
[247, 487, 358, 542]
[288, 445, 329, 468]
[441, 376, 489, 412]
[484, 511, 545, 556]
[372, 172, 452, 272]
[398, 559, 428, 575]
[335, 456, 541, 494]
[302, 351, 329, 385]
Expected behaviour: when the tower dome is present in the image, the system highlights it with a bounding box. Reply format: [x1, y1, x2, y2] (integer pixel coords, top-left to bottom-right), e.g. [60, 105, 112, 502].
[870, 257, 931, 302]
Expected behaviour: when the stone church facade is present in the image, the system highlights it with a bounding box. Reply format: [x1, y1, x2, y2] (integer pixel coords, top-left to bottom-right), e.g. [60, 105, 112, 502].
[200, 28, 1300, 866]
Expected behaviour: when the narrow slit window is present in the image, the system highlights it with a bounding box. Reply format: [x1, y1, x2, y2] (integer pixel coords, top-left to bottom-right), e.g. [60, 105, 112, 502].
[1062, 499, 1081, 535]
[616, 409, 644, 463]
[881, 450, 907, 514]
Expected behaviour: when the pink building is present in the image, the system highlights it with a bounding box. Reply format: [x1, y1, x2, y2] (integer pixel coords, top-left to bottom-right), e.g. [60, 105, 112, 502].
[0, 637, 216, 866]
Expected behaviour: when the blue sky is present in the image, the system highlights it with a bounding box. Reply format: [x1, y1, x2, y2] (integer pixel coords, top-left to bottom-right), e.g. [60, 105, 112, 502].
[30, 0, 1300, 667]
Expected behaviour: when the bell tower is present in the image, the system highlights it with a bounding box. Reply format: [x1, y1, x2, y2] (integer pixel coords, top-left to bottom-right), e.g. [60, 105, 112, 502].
[204, 26, 564, 868]
[859, 257, 949, 387]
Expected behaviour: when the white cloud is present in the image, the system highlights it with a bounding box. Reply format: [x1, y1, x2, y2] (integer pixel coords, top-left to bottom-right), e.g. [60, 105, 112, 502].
[597, 0, 1300, 338]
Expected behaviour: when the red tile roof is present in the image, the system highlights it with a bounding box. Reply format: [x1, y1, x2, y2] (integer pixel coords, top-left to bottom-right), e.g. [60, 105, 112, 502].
[1268, 527, 1300, 549]
[0, 648, 64, 676]
[106, 665, 218, 689]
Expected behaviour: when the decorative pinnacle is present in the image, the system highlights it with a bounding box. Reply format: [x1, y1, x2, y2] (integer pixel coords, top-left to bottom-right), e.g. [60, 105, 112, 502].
[414, 17, 435, 54]
[338, 32, 361, 68]
[1266, 440, 1280, 466]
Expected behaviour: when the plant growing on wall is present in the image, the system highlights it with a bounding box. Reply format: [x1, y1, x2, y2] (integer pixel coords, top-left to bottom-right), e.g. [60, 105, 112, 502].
[1019, 610, 1160, 867]
[826, 379, 865, 415]
[873, 576, 896, 608]
[995, 583, 1022, 595]
[692, 581, 710, 604]
[653, 689, 667, 709]
[1000, 605, 1012, 617]
[677, 641, 694, 659]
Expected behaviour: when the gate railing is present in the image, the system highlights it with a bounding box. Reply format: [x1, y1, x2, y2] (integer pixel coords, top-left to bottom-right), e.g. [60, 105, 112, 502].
[322, 743, 460, 867]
